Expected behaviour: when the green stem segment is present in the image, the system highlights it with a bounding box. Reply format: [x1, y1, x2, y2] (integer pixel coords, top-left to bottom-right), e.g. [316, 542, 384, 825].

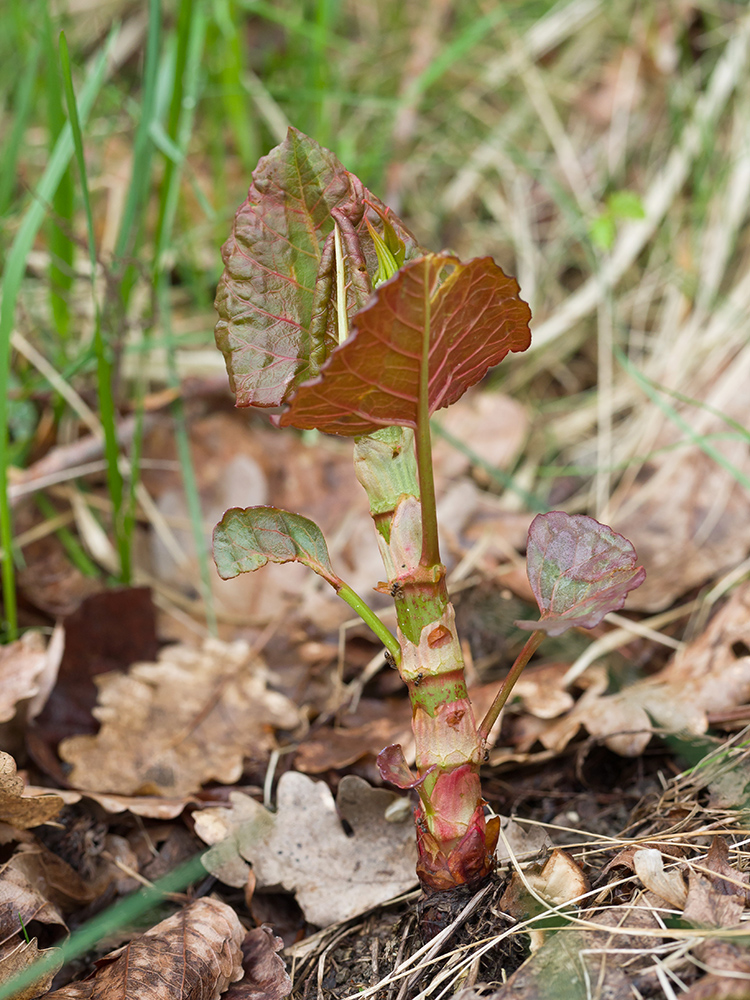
[477, 629, 545, 743]
[336, 583, 400, 663]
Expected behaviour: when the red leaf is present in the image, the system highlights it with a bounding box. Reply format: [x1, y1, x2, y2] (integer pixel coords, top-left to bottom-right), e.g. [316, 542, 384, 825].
[280, 253, 531, 435]
[516, 511, 646, 636]
[215, 128, 420, 408]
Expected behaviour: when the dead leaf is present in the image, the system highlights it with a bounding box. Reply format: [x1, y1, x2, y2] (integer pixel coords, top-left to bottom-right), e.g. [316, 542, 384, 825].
[0, 633, 49, 724]
[196, 772, 417, 926]
[512, 662, 575, 720]
[24, 784, 197, 819]
[0, 938, 62, 1000]
[610, 351, 750, 612]
[7, 844, 96, 910]
[543, 583, 750, 756]
[683, 837, 747, 928]
[224, 927, 292, 1000]
[294, 698, 412, 774]
[432, 391, 528, 482]
[680, 941, 750, 1000]
[41, 897, 244, 999]
[27, 587, 159, 785]
[59, 639, 300, 797]
[0, 850, 67, 936]
[0, 753, 63, 829]
[526, 849, 589, 908]
[632, 848, 688, 908]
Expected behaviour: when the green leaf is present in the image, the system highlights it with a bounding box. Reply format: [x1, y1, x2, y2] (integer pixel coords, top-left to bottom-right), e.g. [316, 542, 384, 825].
[607, 189, 645, 220]
[589, 213, 616, 251]
[516, 511, 646, 637]
[214, 128, 421, 408]
[213, 506, 340, 587]
[280, 253, 532, 436]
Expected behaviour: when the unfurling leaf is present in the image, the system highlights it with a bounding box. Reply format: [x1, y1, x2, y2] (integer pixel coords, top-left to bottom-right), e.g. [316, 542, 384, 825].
[215, 128, 420, 408]
[213, 507, 340, 588]
[281, 253, 531, 436]
[516, 511, 646, 636]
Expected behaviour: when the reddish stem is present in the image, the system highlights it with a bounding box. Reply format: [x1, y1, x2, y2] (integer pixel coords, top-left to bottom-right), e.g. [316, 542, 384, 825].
[477, 629, 545, 743]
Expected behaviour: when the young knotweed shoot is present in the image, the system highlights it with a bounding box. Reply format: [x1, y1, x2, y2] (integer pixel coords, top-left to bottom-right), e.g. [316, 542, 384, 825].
[212, 128, 645, 902]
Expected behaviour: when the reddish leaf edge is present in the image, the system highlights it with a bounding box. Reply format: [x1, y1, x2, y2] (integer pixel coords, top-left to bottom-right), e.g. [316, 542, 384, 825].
[514, 511, 646, 636]
[275, 251, 532, 436]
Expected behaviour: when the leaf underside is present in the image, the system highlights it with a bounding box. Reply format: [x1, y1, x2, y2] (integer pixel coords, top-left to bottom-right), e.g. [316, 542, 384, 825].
[215, 127, 420, 408]
[280, 253, 532, 436]
[517, 511, 646, 636]
[212, 506, 340, 588]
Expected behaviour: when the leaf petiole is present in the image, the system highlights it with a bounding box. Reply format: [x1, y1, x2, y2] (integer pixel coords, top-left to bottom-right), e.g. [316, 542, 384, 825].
[477, 629, 545, 743]
[336, 583, 400, 664]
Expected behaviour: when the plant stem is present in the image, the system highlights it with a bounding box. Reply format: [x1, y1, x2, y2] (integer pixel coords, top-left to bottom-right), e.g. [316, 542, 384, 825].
[477, 629, 545, 743]
[336, 583, 401, 663]
[417, 267, 440, 568]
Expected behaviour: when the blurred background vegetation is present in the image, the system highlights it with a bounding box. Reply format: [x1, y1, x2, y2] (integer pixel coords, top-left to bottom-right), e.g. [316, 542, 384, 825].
[2, 0, 749, 643]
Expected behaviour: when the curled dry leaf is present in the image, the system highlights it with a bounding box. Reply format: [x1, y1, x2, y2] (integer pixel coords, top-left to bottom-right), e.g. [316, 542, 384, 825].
[683, 837, 747, 929]
[224, 927, 292, 1000]
[41, 897, 244, 999]
[0, 850, 68, 936]
[0, 938, 62, 1000]
[59, 639, 299, 797]
[195, 772, 417, 926]
[0, 753, 63, 829]
[541, 582, 750, 756]
[0, 633, 49, 724]
[632, 848, 688, 909]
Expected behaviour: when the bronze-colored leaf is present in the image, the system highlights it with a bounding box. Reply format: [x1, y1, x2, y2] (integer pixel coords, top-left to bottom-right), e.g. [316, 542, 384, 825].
[59, 639, 300, 797]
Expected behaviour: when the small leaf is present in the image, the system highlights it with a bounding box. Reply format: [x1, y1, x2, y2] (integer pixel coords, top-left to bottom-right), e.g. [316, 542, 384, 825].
[213, 506, 340, 588]
[281, 253, 531, 436]
[215, 128, 420, 408]
[607, 189, 645, 220]
[516, 511, 646, 636]
[377, 744, 426, 790]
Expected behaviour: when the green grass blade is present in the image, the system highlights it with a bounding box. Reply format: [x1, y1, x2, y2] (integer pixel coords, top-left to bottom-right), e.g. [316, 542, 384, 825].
[0, 39, 40, 217]
[59, 30, 130, 582]
[45, 10, 75, 343]
[34, 493, 100, 577]
[151, 2, 217, 633]
[212, 0, 258, 170]
[0, 26, 119, 640]
[112, 0, 162, 307]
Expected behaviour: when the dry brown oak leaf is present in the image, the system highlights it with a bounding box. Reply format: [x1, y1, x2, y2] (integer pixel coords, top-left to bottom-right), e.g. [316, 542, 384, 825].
[0, 938, 62, 1000]
[542, 582, 750, 756]
[59, 639, 300, 797]
[0, 632, 50, 724]
[0, 851, 68, 936]
[195, 772, 417, 927]
[0, 753, 63, 828]
[41, 897, 244, 999]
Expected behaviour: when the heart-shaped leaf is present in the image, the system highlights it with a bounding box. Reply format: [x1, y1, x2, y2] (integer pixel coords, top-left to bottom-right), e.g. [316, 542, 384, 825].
[215, 128, 421, 408]
[516, 511, 646, 636]
[213, 506, 340, 588]
[280, 253, 532, 435]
